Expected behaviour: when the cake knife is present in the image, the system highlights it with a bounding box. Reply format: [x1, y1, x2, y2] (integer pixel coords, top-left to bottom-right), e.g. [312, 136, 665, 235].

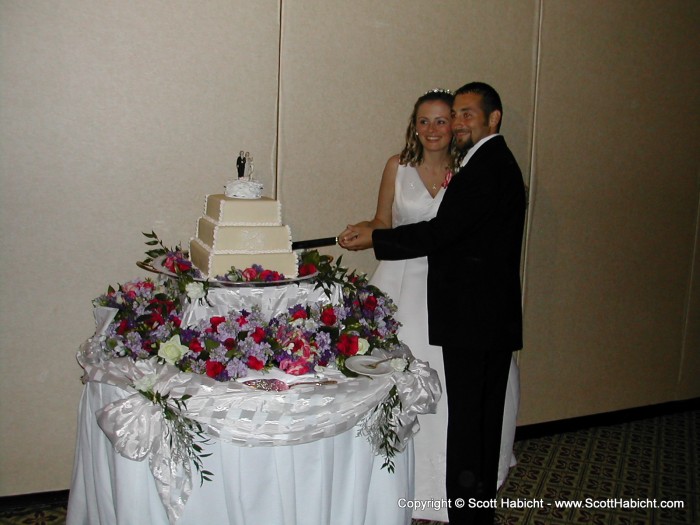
[291, 237, 338, 250]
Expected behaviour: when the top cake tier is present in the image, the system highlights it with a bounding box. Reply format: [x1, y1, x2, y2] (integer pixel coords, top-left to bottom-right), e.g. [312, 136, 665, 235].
[225, 178, 263, 199]
[205, 195, 282, 225]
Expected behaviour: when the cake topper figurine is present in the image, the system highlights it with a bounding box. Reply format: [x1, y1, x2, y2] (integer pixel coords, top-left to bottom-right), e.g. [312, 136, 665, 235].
[244, 152, 254, 178]
[236, 151, 246, 179]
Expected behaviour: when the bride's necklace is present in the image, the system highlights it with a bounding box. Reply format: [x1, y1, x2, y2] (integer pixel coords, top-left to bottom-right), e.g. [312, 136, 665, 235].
[418, 163, 450, 192]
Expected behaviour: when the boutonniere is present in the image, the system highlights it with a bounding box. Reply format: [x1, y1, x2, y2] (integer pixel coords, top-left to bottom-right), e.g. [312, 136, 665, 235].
[441, 170, 453, 189]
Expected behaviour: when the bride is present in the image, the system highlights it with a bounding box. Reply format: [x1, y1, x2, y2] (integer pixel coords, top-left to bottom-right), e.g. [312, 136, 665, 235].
[339, 88, 518, 522]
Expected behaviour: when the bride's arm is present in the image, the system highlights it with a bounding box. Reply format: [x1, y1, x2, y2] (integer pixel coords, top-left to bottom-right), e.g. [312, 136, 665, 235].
[339, 155, 398, 247]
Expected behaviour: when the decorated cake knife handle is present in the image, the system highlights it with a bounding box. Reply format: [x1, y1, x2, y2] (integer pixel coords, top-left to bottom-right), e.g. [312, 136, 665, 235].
[291, 237, 338, 250]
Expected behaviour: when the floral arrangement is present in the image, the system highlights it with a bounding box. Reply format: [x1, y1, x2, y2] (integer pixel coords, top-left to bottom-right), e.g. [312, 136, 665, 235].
[96, 247, 401, 381]
[92, 234, 407, 477]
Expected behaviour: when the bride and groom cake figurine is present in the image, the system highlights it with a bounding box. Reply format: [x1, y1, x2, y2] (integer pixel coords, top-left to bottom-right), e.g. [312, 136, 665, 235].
[236, 150, 254, 179]
[228, 151, 262, 200]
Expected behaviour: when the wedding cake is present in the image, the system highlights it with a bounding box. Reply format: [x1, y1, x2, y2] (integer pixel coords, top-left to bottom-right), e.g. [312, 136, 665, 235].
[189, 176, 299, 279]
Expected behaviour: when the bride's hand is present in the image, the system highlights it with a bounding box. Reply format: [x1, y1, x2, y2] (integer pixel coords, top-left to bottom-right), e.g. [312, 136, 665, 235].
[338, 225, 359, 249]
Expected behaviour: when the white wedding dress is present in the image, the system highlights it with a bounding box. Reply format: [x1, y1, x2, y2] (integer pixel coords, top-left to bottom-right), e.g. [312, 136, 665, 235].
[370, 164, 519, 522]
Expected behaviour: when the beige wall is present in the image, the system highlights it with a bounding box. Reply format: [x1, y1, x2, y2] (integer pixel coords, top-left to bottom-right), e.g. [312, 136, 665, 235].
[0, 0, 698, 496]
[520, 0, 700, 421]
[278, 0, 536, 273]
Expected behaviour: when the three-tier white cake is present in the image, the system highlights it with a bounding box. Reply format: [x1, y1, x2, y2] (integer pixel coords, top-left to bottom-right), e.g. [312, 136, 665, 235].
[189, 179, 299, 278]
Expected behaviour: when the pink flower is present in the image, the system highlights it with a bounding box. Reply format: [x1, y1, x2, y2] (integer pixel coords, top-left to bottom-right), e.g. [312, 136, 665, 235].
[441, 170, 453, 188]
[278, 358, 312, 376]
[287, 335, 313, 359]
[163, 254, 192, 274]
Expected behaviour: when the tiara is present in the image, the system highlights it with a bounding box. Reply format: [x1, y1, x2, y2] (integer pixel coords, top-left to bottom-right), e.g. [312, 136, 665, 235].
[424, 88, 453, 96]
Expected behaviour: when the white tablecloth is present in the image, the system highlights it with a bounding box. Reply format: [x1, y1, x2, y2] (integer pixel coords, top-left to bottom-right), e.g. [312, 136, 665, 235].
[67, 280, 440, 524]
[67, 381, 415, 525]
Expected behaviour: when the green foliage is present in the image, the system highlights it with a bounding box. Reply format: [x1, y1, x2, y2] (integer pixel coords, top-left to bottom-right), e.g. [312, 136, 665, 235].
[139, 389, 213, 486]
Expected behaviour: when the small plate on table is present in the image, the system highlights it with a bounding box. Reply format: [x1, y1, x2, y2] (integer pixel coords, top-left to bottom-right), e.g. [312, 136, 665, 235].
[345, 355, 394, 377]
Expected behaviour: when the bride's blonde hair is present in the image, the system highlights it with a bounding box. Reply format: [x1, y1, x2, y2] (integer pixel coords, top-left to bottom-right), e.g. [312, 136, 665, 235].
[399, 89, 456, 167]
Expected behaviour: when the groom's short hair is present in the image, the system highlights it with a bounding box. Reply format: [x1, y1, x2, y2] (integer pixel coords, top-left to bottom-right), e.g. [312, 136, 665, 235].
[455, 82, 503, 132]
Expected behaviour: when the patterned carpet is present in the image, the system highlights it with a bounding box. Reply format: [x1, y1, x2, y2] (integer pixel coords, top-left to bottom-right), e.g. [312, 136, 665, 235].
[1, 402, 697, 525]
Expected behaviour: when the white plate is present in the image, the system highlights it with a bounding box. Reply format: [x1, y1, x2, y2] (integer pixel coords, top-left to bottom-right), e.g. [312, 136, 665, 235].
[345, 355, 394, 377]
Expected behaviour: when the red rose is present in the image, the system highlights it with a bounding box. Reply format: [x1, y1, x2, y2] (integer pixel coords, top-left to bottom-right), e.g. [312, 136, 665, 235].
[298, 263, 317, 277]
[176, 260, 192, 273]
[209, 316, 226, 332]
[148, 311, 164, 327]
[242, 267, 258, 281]
[364, 295, 377, 312]
[320, 306, 337, 326]
[206, 360, 225, 378]
[222, 337, 236, 350]
[188, 339, 204, 353]
[337, 334, 359, 356]
[251, 327, 266, 344]
[236, 314, 248, 327]
[247, 356, 265, 370]
[291, 308, 308, 320]
[116, 319, 130, 335]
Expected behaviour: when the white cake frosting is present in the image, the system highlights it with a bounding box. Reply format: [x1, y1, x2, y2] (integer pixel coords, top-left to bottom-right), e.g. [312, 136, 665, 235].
[190, 193, 298, 278]
[225, 178, 264, 199]
[205, 195, 282, 225]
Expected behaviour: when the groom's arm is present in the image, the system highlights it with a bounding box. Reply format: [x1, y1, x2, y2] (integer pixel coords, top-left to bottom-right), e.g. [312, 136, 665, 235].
[373, 142, 522, 261]
[372, 221, 433, 260]
[372, 161, 486, 260]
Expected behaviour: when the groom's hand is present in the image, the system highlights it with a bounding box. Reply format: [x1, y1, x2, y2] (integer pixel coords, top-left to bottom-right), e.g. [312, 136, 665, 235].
[340, 224, 374, 251]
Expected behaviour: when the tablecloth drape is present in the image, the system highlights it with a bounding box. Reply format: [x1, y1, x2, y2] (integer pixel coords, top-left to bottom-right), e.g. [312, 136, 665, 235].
[67, 381, 416, 525]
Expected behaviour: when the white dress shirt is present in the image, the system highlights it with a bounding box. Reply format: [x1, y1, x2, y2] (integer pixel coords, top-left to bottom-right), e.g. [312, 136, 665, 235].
[460, 133, 500, 168]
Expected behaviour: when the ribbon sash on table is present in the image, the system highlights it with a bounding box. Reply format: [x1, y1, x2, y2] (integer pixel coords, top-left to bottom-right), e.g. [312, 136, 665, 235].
[78, 336, 440, 524]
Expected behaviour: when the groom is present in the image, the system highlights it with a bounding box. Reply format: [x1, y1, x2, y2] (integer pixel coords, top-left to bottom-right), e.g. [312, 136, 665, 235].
[343, 82, 526, 524]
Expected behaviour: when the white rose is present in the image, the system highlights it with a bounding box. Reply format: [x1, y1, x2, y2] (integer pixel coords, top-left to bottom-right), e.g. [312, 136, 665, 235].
[133, 373, 157, 392]
[357, 338, 370, 355]
[185, 282, 206, 301]
[157, 335, 189, 365]
[390, 357, 408, 372]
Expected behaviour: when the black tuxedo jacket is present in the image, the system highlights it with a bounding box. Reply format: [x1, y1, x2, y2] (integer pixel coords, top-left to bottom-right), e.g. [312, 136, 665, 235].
[372, 135, 526, 350]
